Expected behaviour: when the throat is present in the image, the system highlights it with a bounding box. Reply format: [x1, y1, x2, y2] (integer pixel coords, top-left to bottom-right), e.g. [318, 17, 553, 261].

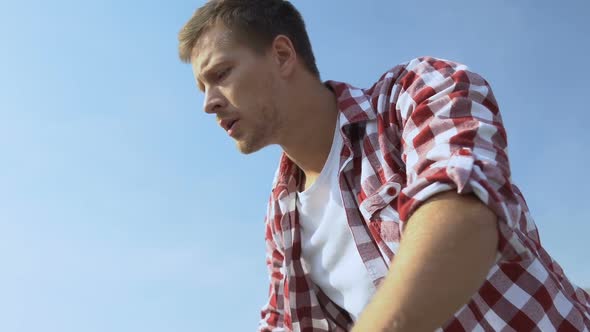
[300, 171, 320, 192]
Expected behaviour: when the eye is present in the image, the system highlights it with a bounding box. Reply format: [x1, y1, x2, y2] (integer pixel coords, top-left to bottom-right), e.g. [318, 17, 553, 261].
[216, 67, 231, 82]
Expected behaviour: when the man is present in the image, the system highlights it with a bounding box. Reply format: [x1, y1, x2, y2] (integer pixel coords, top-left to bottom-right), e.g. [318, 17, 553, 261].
[178, 1, 590, 331]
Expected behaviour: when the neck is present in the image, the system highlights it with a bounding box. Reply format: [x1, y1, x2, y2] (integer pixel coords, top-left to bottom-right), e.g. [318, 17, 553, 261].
[279, 76, 339, 182]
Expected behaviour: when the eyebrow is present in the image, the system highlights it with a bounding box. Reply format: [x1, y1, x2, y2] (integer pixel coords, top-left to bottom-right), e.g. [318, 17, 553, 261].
[196, 59, 231, 91]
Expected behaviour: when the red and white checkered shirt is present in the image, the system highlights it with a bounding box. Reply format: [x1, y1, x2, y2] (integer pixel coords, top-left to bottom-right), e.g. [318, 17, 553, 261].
[258, 57, 590, 332]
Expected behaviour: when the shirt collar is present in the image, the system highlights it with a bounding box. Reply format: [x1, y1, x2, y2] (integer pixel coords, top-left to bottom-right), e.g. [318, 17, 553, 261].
[273, 80, 376, 189]
[326, 80, 376, 128]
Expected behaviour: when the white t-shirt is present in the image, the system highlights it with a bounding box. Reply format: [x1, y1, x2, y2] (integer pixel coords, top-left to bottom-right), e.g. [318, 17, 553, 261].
[296, 119, 376, 322]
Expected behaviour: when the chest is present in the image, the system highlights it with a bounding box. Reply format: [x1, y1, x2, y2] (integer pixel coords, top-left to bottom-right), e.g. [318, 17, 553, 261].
[337, 120, 407, 260]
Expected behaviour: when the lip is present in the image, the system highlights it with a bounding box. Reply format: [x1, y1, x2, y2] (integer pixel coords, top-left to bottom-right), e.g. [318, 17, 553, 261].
[219, 118, 238, 132]
[227, 120, 240, 137]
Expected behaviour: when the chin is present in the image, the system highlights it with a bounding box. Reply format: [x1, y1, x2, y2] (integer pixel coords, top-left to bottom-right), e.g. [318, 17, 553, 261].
[236, 138, 266, 155]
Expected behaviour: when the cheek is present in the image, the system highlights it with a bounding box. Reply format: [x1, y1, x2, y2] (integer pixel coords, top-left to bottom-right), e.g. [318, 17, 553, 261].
[228, 77, 258, 107]
[230, 67, 277, 110]
[256, 73, 279, 106]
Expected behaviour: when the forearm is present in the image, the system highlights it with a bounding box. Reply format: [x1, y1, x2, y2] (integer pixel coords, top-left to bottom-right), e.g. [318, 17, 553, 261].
[352, 191, 499, 332]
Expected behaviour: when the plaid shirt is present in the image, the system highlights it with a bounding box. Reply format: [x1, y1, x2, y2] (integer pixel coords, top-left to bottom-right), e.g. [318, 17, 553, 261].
[258, 57, 590, 332]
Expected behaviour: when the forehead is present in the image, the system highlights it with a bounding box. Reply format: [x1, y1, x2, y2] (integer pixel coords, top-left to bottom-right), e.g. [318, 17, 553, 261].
[191, 22, 238, 74]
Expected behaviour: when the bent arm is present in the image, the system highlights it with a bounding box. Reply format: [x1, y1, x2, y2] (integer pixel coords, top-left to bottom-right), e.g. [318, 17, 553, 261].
[355, 57, 515, 331]
[352, 191, 498, 331]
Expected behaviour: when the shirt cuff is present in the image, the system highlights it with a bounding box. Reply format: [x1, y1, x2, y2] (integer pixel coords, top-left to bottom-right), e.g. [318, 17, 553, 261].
[398, 147, 530, 262]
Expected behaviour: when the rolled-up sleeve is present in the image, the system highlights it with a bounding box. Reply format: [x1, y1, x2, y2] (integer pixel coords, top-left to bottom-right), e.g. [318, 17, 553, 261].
[394, 57, 526, 259]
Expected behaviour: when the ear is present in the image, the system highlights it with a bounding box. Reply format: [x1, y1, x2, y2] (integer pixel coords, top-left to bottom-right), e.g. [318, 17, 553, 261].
[271, 35, 297, 77]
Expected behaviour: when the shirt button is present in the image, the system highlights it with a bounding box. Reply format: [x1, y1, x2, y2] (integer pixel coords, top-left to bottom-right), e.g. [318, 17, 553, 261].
[458, 147, 471, 156]
[387, 187, 397, 196]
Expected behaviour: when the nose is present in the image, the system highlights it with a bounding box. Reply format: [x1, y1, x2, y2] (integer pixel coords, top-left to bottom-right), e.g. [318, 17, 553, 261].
[203, 88, 227, 114]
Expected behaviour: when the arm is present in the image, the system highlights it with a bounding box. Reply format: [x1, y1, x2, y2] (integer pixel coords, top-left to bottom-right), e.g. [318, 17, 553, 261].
[351, 191, 498, 331]
[355, 57, 515, 331]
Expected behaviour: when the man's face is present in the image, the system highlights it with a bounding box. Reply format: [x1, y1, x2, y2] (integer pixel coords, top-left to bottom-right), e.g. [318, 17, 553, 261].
[191, 22, 283, 154]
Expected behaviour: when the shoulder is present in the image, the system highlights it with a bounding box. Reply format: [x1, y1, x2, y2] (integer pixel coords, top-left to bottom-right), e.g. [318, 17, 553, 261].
[367, 56, 492, 108]
[404, 56, 468, 74]
[369, 56, 471, 92]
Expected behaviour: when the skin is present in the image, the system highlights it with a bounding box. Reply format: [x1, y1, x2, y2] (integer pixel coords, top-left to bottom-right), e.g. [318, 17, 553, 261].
[350, 191, 498, 332]
[191, 21, 338, 188]
[191, 21, 499, 331]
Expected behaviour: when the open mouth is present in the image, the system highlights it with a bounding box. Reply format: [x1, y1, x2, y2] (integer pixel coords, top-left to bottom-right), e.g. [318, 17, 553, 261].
[220, 118, 240, 137]
[220, 118, 238, 132]
[227, 120, 237, 131]
[227, 120, 240, 137]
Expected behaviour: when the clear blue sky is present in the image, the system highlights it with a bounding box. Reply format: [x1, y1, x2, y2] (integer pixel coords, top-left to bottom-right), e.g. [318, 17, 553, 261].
[1, 0, 589, 331]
